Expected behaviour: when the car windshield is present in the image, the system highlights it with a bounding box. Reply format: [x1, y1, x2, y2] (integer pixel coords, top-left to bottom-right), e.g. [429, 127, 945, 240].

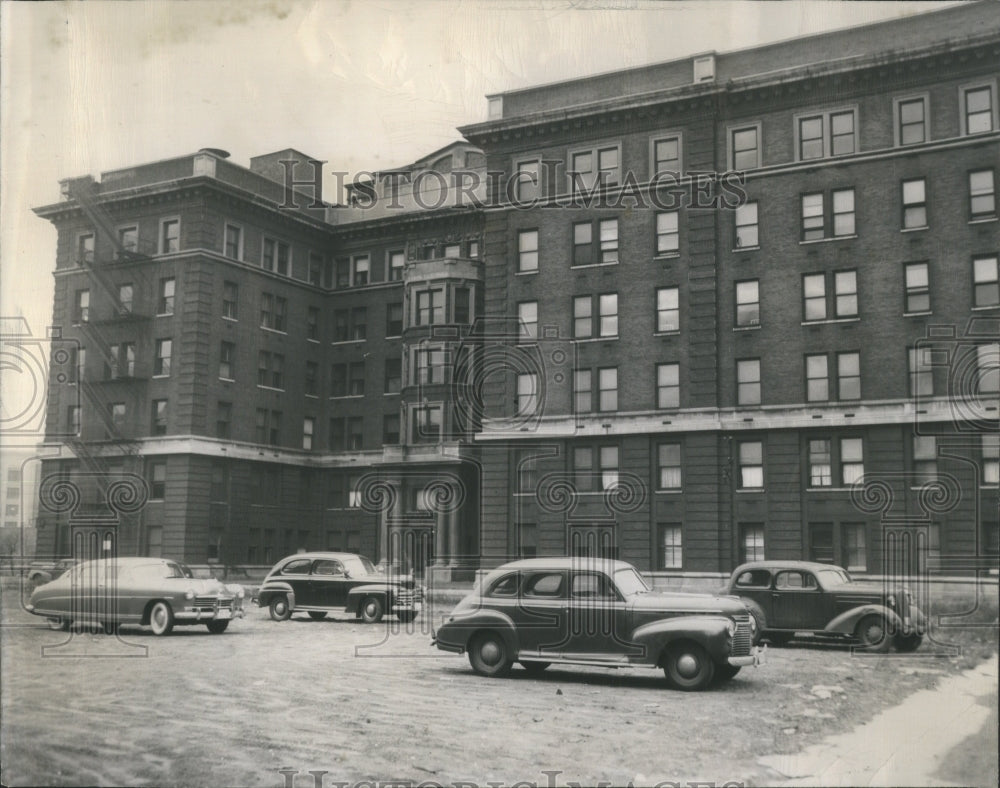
[613, 567, 651, 596]
[163, 561, 194, 579]
[344, 557, 376, 576]
[816, 568, 852, 586]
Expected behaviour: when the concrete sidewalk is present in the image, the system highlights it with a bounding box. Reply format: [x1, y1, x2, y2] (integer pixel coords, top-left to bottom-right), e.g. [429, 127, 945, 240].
[759, 654, 999, 787]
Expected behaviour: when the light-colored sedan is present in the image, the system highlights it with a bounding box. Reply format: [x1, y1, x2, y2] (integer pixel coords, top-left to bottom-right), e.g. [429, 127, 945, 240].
[26, 557, 246, 635]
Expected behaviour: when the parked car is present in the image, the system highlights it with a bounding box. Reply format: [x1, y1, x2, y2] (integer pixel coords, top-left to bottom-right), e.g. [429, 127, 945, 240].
[432, 557, 764, 691]
[25, 558, 79, 587]
[26, 557, 246, 635]
[724, 560, 926, 653]
[257, 552, 423, 623]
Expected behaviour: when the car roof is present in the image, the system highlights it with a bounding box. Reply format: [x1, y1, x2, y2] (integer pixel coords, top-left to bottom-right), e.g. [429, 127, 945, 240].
[489, 557, 637, 573]
[77, 557, 175, 566]
[731, 560, 845, 574]
[275, 552, 365, 564]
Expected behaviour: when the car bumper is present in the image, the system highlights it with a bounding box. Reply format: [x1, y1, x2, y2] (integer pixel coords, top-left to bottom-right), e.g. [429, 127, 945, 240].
[729, 644, 766, 667]
[175, 605, 245, 622]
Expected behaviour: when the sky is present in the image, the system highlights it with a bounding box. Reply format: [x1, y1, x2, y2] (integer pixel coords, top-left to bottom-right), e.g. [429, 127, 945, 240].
[0, 0, 956, 369]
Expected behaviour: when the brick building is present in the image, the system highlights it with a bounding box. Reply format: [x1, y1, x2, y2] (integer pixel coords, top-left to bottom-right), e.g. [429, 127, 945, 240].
[34, 3, 998, 579]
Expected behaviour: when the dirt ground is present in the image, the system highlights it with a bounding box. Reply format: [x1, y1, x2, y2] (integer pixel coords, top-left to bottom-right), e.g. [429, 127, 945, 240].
[1, 581, 997, 788]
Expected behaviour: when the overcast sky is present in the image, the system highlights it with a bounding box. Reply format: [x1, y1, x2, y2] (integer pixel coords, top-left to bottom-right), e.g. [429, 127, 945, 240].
[1, 0, 954, 346]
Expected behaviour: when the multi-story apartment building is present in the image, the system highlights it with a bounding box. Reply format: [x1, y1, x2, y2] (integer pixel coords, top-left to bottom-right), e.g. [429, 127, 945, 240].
[34, 2, 998, 580]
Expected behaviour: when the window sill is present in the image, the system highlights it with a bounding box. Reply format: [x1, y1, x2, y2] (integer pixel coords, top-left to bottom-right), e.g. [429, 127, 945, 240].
[306, 338, 320, 344]
[733, 325, 761, 332]
[732, 246, 760, 254]
[330, 339, 365, 346]
[807, 486, 854, 492]
[575, 335, 619, 343]
[260, 327, 288, 336]
[151, 374, 170, 380]
[799, 235, 857, 246]
[655, 489, 683, 494]
[969, 216, 998, 225]
[736, 488, 764, 493]
[653, 331, 680, 338]
[219, 377, 235, 383]
[257, 385, 285, 392]
[515, 270, 539, 277]
[571, 261, 619, 270]
[903, 311, 933, 318]
[222, 316, 238, 323]
[971, 304, 1000, 311]
[801, 317, 860, 326]
[305, 394, 319, 399]
[383, 392, 400, 397]
[156, 313, 174, 318]
[652, 253, 680, 262]
[329, 394, 365, 400]
[385, 334, 402, 340]
[900, 226, 929, 234]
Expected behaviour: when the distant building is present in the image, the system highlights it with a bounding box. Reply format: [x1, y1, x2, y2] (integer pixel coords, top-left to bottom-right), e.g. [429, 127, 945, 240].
[34, 2, 999, 578]
[0, 447, 39, 559]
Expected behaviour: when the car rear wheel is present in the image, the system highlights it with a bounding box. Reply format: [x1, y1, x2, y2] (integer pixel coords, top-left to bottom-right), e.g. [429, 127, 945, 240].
[307, 611, 327, 621]
[359, 596, 384, 624]
[855, 615, 891, 653]
[468, 631, 513, 678]
[269, 596, 292, 621]
[520, 661, 550, 675]
[894, 633, 923, 653]
[148, 601, 174, 636]
[714, 664, 741, 682]
[396, 610, 418, 624]
[663, 642, 715, 691]
[206, 620, 230, 634]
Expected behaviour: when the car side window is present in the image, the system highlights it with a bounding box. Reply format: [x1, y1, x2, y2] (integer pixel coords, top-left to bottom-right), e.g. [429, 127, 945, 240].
[735, 569, 771, 588]
[570, 572, 617, 599]
[801, 572, 818, 589]
[775, 570, 816, 590]
[523, 572, 565, 598]
[488, 573, 519, 597]
[281, 559, 312, 575]
[312, 560, 344, 576]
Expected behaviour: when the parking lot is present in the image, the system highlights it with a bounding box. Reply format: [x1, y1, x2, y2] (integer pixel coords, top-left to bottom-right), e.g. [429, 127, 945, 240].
[1, 581, 996, 788]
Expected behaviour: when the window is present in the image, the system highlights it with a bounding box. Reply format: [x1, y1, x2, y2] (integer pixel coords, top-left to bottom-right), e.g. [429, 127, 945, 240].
[834, 271, 858, 318]
[734, 201, 758, 248]
[599, 445, 619, 490]
[737, 359, 761, 406]
[962, 84, 995, 135]
[740, 524, 765, 562]
[651, 134, 681, 177]
[599, 219, 619, 263]
[573, 220, 618, 265]
[655, 212, 679, 256]
[517, 373, 538, 416]
[909, 347, 933, 397]
[982, 434, 999, 486]
[262, 238, 290, 275]
[349, 362, 365, 396]
[738, 442, 763, 489]
[837, 352, 861, 400]
[518, 229, 538, 273]
[67, 405, 80, 434]
[572, 222, 592, 266]
[454, 287, 471, 324]
[832, 189, 855, 237]
[660, 525, 682, 569]
[801, 189, 855, 240]
[977, 343, 999, 395]
[389, 251, 405, 281]
[74, 290, 89, 323]
[383, 413, 400, 445]
[219, 341, 235, 380]
[843, 524, 867, 572]
[306, 307, 320, 341]
[840, 438, 864, 485]
[801, 193, 824, 241]
[598, 367, 617, 412]
[913, 435, 937, 486]
[796, 109, 856, 159]
[77, 233, 95, 264]
[415, 289, 444, 325]
[657, 443, 681, 490]
[335, 258, 350, 288]
[808, 440, 832, 487]
[973, 255, 999, 308]
[657, 363, 680, 409]
[70, 346, 85, 383]
[904, 263, 930, 313]
[969, 170, 996, 220]
[224, 224, 242, 260]
[414, 346, 447, 385]
[598, 293, 618, 337]
[573, 295, 592, 339]
[151, 399, 167, 436]
[160, 219, 179, 254]
[386, 303, 403, 337]
[518, 301, 538, 342]
[656, 287, 679, 333]
[118, 283, 133, 315]
[467, 240, 479, 258]
[351, 307, 367, 340]
[806, 355, 829, 402]
[384, 358, 401, 394]
[901, 178, 927, 229]
[256, 351, 284, 390]
[347, 417, 364, 450]
[515, 159, 541, 202]
[105, 342, 135, 379]
[305, 361, 319, 396]
[222, 281, 238, 319]
[352, 255, 369, 287]
[412, 404, 442, 443]
[259, 293, 288, 331]
[255, 409, 281, 445]
[333, 310, 349, 342]
[216, 402, 232, 439]
[570, 145, 620, 191]
[308, 253, 322, 286]
[895, 96, 927, 146]
[802, 271, 857, 321]
[154, 338, 172, 376]
[730, 126, 759, 170]
[330, 363, 347, 397]
[574, 370, 592, 414]
[735, 280, 759, 327]
[328, 418, 345, 450]
[109, 402, 126, 431]
[149, 462, 166, 500]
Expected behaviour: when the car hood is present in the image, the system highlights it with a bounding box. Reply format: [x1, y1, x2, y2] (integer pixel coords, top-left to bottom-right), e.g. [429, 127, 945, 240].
[629, 591, 748, 616]
[829, 581, 904, 597]
[29, 576, 242, 603]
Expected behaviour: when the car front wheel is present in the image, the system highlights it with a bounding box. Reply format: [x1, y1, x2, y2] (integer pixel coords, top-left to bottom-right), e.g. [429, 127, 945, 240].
[663, 642, 715, 691]
[396, 610, 418, 624]
[468, 631, 513, 678]
[855, 615, 891, 653]
[269, 596, 292, 621]
[206, 620, 230, 634]
[714, 664, 741, 682]
[894, 632, 923, 652]
[520, 661, 550, 675]
[359, 596, 384, 624]
[148, 601, 174, 636]
[307, 611, 327, 621]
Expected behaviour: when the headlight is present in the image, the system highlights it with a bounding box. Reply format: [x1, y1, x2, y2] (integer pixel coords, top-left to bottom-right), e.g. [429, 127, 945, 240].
[237, 588, 245, 599]
[887, 595, 896, 608]
[727, 618, 737, 637]
[749, 615, 758, 634]
[185, 589, 195, 600]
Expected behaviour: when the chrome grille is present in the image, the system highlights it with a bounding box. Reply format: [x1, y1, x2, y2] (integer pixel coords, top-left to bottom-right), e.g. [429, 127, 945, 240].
[731, 613, 753, 657]
[193, 596, 232, 610]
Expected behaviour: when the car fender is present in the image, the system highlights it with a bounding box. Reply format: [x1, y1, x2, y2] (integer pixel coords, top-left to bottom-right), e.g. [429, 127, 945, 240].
[435, 609, 519, 654]
[345, 583, 393, 614]
[257, 581, 296, 610]
[826, 604, 904, 635]
[630, 615, 732, 665]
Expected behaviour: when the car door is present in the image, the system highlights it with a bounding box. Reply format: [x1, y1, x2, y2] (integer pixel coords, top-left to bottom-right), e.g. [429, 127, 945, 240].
[310, 559, 347, 608]
[771, 570, 822, 629]
[512, 570, 568, 657]
[564, 570, 629, 659]
[731, 568, 774, 622]
[279, 558, 314, 606]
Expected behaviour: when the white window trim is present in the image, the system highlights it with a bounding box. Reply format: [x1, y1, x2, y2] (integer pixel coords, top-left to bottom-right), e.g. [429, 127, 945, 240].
[512, 155, 544, 203]
[726, 122, 763, 172]
[261, 236, 292, 276]
[566, 140, 622, 194]
[648, 131, 684, 179]
[223, 221, 245, 261]
[959, 80, 999, 136]
[115, 223, 140, 254]
[158, 216, 181, 255]
[792, 105, 860, 162]
[892, 93, 930, 148]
